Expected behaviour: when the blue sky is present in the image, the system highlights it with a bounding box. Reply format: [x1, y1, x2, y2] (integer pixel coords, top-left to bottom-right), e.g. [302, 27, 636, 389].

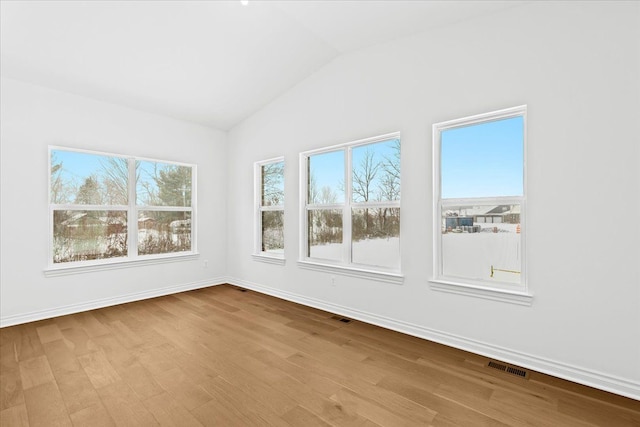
[309, 138, 399, 203]
[51, 151, 161, 202]
[51, 149, 118, 184]
[309, 150, 345, 202]
[441, 116, 523, 199]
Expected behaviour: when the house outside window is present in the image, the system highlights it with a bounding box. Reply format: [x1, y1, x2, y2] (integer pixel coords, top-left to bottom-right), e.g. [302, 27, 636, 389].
[299, 133, 402, 283]
[431, 106, 531, 305]
[48, 147, 196, 271]
[254, 157, 285, 263]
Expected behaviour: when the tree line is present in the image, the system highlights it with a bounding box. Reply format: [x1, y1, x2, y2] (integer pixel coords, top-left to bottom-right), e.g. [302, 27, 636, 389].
[308, 140, 400, 245]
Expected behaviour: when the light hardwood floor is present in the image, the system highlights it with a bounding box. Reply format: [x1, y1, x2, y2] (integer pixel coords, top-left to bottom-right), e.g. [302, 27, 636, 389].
[1, 284, 638, 426]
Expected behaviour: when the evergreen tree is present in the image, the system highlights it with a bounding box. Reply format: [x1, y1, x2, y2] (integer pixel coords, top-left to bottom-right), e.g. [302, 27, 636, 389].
[156, 165, 191, 207]
[75, 175, 103, 205]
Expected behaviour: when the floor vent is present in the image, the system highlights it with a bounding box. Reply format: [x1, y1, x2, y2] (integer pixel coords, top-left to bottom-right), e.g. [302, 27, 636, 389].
[235, 288, 248, 292]
[487, 360, 530, 379]
[331, 315, 352, 323]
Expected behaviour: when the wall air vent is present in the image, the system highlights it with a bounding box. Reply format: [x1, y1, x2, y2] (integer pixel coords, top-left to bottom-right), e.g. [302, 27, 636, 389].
[330, 315, 352, 323]
[487, 360, 530, 379]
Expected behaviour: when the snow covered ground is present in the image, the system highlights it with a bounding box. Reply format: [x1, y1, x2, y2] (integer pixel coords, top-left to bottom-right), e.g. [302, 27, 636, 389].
[442, 230, 521, 284]
[310, 236, 400, 269]
[307, 224, 521, 284]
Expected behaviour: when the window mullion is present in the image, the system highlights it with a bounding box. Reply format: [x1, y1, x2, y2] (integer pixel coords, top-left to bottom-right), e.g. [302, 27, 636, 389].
[306, 203, 344, 210]
[128, 157, 138, 260]
[135, 205, 192, 212]
[260, 205, 284, 212]
[351, 201, 400, 209]
[441, 196, 523, 207]
[51, 204, 128, 211]
[344, 147, 353, 264]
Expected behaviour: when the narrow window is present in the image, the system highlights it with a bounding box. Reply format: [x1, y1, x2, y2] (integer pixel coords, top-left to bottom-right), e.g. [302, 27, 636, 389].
[254, 157, 285, 259]
[433, 106, 527, 294]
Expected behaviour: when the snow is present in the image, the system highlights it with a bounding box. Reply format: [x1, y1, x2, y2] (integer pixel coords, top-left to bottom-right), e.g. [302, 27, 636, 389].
[442, 224, 521, 284]
[307, 224, 521, 284]
[310, 237, 400, 269]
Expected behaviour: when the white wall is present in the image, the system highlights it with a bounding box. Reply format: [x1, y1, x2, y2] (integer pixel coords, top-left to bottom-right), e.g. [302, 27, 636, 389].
[0, 78, 228, 325]
[227, 2, 640, 399]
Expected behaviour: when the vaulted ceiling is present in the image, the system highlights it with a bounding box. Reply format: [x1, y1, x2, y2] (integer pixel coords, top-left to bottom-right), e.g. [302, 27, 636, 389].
[1, 1, 521, 130]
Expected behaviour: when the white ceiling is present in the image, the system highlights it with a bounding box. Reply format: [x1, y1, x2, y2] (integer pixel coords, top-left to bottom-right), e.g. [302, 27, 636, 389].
[1, 1, 521, 131]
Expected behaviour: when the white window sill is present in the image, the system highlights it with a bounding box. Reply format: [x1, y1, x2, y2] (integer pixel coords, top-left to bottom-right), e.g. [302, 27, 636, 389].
[44, 253, 199, 277]
[252, 254, 286, 265]
[297, 260, 403, 285]
[429, 279, 533, 306]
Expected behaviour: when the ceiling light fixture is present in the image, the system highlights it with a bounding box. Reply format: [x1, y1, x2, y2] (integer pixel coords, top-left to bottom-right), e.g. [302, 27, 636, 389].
[241, 0, 249, 5]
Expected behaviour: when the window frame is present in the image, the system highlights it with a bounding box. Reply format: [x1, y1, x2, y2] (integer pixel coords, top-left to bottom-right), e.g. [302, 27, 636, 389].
[253, 156, 286, 264]
[46, 146, 197, 275]
[431, 106, 532, 305]
[299, 132, 403, 284]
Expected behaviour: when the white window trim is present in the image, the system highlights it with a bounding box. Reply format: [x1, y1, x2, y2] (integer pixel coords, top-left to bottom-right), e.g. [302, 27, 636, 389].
[299, 132, 403, 284]
[431, 106, 532, 305]
[44, 253, 199, 277]
[253, 156, 285, 262]
[46, 146, 198, 273]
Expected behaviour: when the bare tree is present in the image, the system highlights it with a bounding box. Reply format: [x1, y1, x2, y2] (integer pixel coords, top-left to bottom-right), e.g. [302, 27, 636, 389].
[352, 148, 381, 236]
[352, 148, 381, 203]
[308, 170, 319, 204]
[50, 153, 75, 204]
[50, 156, 65, 203]
[378, 139, 400, 202]
[319, 185, 337, 204]
[101, 157, 130, 205]
[262, 162, 284, 206]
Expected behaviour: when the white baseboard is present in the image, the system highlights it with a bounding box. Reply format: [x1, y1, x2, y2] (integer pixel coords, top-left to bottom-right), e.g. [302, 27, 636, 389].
[226, 276, 640, 401]
[0, 277, 226, 328]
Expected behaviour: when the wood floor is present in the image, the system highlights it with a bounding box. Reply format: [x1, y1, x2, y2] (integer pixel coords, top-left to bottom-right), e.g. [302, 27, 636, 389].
[1, 284, 638, 426]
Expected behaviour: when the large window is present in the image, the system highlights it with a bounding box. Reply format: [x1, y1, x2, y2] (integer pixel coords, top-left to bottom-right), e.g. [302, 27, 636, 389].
[300, 133, 401, 278]
[432, 106, 529, 302]
[254, 157, 285, 261]
[49, 147, 195, 270]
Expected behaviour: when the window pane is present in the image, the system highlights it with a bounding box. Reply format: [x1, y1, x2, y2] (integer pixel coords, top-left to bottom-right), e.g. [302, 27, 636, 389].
[352, 208, 400, 269]
[308, 209, 342, 261]
[308, 151, 344, 204]
[51, 150, 128, 205]
[138, 211, 191, 255]
[261, 161, 284, 207]
[352, 139, 400, 203]
[53, 210, 127, 263]
[441, 204, 521, 284]
[137, 161, 192, 207]
[441, 116, 523, 199]
[262, 210, 284, 254]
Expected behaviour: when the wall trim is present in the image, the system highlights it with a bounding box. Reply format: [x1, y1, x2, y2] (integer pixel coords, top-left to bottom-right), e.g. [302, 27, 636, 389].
[0, 277, 226, 328]
[226, 276, 640, 401]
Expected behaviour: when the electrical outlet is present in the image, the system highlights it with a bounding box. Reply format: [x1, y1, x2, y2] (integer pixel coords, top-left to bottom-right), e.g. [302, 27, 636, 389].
[330, 275, 336, 286]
